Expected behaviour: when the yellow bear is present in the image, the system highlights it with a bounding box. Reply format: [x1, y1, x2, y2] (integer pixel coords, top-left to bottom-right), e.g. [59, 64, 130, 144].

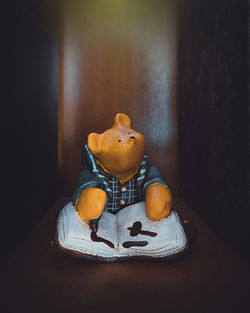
[73, 113, 172, 230]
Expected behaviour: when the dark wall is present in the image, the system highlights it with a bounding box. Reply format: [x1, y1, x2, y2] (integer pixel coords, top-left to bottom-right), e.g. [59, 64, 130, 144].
[248, 0, 250, 218]
[178, 0, 249, 262]
[2, 0, 58, 266]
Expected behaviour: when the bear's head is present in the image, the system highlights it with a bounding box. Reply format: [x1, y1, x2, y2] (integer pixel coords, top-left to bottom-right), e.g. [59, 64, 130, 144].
[88, 113, 146, 183]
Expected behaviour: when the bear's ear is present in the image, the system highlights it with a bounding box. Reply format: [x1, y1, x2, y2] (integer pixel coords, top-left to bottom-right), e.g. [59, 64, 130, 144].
[113, 113, 131, 129]
[88, 133, 102, 156]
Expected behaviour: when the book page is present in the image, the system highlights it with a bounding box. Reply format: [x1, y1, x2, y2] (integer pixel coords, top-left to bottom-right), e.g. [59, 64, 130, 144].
[57, 202, 119, 258]
[116, 202, 187, 257]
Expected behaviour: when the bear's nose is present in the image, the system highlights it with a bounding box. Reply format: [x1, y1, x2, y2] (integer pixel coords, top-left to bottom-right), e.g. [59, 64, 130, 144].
[130, 136, 135, 139]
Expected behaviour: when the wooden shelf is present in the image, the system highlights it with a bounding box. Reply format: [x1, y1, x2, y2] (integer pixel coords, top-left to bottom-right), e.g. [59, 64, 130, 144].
[1, 197, 250, 313]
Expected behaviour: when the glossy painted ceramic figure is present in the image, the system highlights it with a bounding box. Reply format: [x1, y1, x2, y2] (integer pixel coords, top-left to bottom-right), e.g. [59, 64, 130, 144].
[74, 113, 172, 229]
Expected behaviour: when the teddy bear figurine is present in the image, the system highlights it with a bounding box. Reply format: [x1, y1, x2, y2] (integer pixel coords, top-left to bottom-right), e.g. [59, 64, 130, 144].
[72, 113, 172, 232]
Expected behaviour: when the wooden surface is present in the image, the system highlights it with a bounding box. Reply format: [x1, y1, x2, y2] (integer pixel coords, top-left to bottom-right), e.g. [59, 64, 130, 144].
[58, 0, 180, 195]
[1, 197, 249, 313]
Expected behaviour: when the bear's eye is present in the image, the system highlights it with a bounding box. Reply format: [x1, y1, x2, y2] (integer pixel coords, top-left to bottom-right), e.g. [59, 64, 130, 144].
[128, 132, 131, 134]
[118, 139, 121, 142]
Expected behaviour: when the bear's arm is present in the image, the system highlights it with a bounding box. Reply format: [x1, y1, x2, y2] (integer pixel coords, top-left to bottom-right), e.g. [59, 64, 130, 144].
[72, 169, 100, 206]
[142, 165, 172, 196]
[75, 187, 107, 224]
[145, 183, 172, 220]
[142, 165, 172, 221]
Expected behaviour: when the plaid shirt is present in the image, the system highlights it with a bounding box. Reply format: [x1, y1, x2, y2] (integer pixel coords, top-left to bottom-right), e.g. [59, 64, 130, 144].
[73, 145, 170, 221]
[98, 166, 139, 213]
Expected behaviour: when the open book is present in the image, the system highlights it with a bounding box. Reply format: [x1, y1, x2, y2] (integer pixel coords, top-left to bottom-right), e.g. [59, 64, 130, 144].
[55, 201, 189, 261]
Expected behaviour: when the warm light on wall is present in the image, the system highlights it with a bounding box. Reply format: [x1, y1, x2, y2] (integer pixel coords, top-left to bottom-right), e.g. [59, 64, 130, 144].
[59, 0, 179, 194]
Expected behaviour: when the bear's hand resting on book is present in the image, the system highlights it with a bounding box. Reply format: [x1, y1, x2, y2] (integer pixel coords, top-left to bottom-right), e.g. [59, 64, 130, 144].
[145, 183, 172, 221]
[75, 187, 106, 225]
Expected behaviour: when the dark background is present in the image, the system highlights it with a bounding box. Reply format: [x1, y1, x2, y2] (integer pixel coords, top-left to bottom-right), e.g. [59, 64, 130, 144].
[2, 0, 59, 266]
[178, 0, 249, 263]
[2, 0, 249, 267]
